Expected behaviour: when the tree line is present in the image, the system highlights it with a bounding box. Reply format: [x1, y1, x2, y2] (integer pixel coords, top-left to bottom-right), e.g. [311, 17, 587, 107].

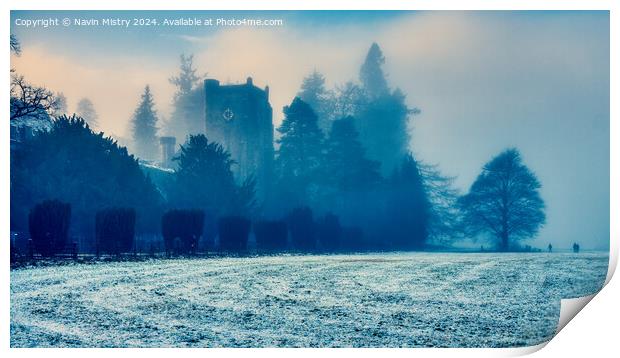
[10, 35, 547, 257]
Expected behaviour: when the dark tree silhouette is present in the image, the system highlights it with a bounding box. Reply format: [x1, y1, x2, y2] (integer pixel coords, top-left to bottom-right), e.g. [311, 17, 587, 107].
[11, 115, 162, 248]
[387, 154, 430, 249]
[171, 134, 256, 217]
[131, 85, 159, 160]
[28, 200, 71, 257]
[275, 97, 324, 206]
[96, 208, 136, 255]
[10, 75, 58, 121]
[322, 116, 381, 192]
[459, 148, 546, 251]
[297, 70, 335, 132]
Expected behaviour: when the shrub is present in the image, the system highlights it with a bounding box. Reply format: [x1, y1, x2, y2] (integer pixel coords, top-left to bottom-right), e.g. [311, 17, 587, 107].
[28, 200, 71, 257]
[161, 209, 205, 254]
[316, 213, 341, 252]
[254, 220, 288, 251]
[218, 216, 251, 252]
[287, 207, 316, 251]
[96, 208, 136, 255]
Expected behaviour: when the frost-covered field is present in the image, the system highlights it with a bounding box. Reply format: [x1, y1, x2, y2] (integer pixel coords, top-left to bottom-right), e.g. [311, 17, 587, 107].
[11, 252, 608, 348]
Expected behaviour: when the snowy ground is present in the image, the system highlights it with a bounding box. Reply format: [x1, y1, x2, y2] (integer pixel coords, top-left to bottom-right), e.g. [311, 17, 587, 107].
[10, 252, 608, 347]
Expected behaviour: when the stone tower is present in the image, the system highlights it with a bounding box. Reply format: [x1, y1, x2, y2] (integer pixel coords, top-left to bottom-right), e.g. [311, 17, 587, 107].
[204, 77, 274, 199]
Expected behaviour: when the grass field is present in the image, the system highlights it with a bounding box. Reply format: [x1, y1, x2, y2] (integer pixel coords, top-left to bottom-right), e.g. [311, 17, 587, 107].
[10, 252, 608, 347]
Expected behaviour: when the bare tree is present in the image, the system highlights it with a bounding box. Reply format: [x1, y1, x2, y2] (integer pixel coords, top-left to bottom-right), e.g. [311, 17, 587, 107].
[419, 163, 462, 245]
[10, 75, 58, 121]
[459, 148, 546, 251]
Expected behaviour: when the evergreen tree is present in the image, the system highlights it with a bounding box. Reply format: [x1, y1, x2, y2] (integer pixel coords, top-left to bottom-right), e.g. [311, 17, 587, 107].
[322, 116, 381, 192]
[131, 85, 159, 160]
[169, 54, 201, 97]
[11, 115, 162, 249]
[356, 43, 419, 175]
[275, 97, 324, 207]
[171, 134, 256, 217]
[358, 89, 414, 175]
[359, 42, 389, 99]
[387, 154, 430, 249]
[297, 70, 334, 132]
[76, 98, 99, 129]
[167, 54, 204, 137]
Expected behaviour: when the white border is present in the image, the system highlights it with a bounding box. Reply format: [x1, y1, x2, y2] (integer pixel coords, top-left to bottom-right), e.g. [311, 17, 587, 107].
[2, 1, 617, 357]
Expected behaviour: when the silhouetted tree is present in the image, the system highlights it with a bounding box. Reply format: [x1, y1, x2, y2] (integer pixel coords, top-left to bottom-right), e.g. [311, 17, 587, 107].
[287, 207, 316, 251]
[357, 89, 416, 175]
[316, 213, 341, 251]
[218, 216, 251, 252]
[419, 163, 462, 245]
[254, 220, 288, 251]
[170, 54, 201, 96]
[167, 54, 204, 137]
[96, 208, 136, 255]
[387, 154, 430, 249]
[359, 43, 389, 99]
[322, 116, 381, 192]
[357, 43, 419, 175]
[171, 134, 256, 217]
[28, 200, 71, 257]
[10, 75, 58, 121]
[131, 85, 159, 160]
[275, 97, 324, 207]
[297, 70, 335, 132]
[573, 243, 580, 253]
[11, 115, 162, 248]
[76, 98, 99, 129]
[459, 148, 546, 251]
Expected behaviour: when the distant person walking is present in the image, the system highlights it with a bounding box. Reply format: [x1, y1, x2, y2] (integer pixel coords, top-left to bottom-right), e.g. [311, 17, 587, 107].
[548, 244, 552, 253]
[573, 243, 580, 253]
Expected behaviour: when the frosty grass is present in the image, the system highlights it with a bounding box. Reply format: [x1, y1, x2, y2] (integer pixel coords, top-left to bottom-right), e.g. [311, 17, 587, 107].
[10, 252, 608, 347]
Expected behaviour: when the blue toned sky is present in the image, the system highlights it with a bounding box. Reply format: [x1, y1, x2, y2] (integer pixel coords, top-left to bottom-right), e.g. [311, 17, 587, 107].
[10, 10, 610, 250]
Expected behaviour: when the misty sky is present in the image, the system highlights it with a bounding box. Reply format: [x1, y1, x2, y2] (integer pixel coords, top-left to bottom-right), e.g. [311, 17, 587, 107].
[10, 10, 610, 250]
